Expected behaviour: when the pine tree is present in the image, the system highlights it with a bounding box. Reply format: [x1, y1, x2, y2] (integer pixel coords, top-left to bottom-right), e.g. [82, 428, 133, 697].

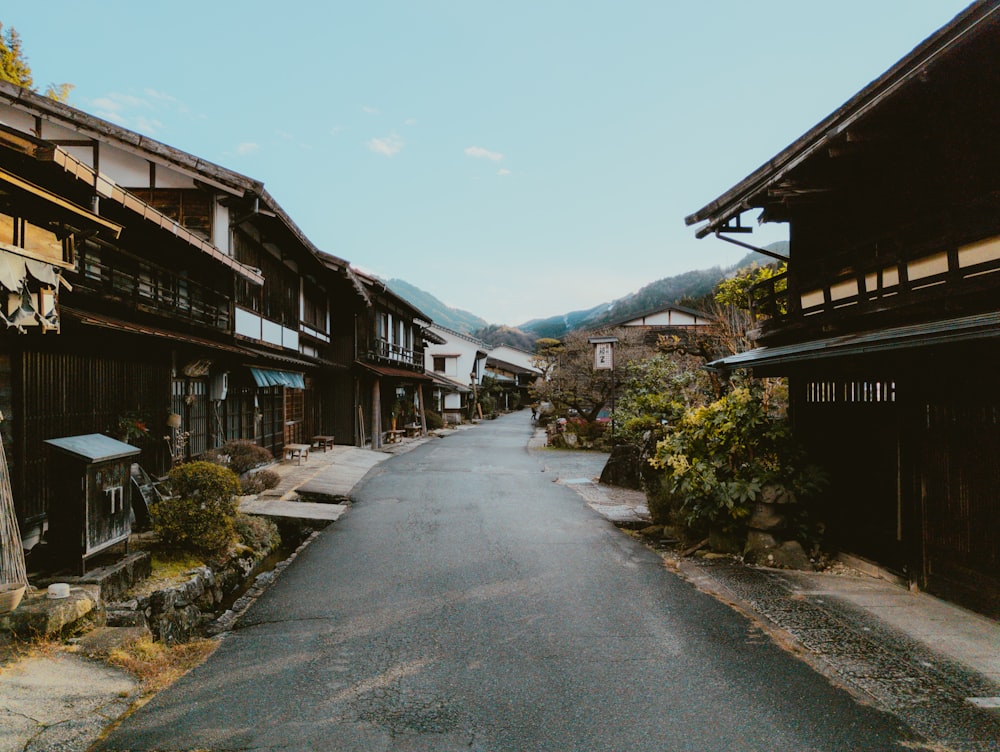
[0, 23, 34, 89]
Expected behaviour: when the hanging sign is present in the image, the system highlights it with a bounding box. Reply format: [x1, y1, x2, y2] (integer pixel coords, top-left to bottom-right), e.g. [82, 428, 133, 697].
[593, 341, 614, 370]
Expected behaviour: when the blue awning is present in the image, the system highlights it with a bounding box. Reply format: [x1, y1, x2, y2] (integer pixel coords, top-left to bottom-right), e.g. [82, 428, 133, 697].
[250, 367, 305, 389]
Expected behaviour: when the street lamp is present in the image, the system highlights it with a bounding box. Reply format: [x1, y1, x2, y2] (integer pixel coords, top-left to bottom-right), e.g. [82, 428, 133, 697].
[588, 336, 618, 444]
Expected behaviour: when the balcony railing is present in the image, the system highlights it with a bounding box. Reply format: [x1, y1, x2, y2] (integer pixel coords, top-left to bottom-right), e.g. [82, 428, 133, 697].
[750, 235, 1000, 334]
[367, 336, 424, 370]
[74, 245, 231, 332]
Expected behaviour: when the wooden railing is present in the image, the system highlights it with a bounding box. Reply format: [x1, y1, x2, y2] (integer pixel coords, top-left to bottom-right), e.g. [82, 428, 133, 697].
[74, 245, 231, 331]
[750, 236, 1000, 330]
[367, 336, 424, 370]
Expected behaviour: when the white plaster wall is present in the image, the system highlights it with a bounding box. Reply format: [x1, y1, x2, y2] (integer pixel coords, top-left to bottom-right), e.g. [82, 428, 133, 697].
[35, 118, 80, 142]
[261, 319, 283, 346]
[235, 307, 262, 339]
[426, 328, 484, 385]
[98, 148, 152, 187]
[490, 345, 538, 373]
[624, 309, 702, 327]
[0, 106, 35, 134]
[212, 201, 230, 251]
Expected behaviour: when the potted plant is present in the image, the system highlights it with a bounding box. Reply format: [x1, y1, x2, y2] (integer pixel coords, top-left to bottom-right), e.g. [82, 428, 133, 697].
[113, 412, 150, 445]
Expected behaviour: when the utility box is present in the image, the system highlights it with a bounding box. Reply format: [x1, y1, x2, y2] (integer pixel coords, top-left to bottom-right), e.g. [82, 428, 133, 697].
[44, 434, 141, 574]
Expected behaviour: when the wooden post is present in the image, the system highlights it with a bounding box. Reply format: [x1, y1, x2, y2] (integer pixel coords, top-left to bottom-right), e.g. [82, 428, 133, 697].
[417, 384, 427, 435]
[372, 377, 382, 449]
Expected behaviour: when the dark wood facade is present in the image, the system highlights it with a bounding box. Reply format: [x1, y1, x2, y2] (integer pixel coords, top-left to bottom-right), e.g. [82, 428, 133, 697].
[348, 269, 436, 449]
[0, 80, 370, 557]
[686, 2, 1000, 617]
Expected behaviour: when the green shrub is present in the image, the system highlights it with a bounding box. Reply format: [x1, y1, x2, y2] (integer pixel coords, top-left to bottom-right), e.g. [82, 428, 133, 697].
[424, 410, 444, 430]
[649, 383, 826, 531]
[240, 469, 280, 495]
[203, 440, 273, 475]
[233, 513, 280, 554]
[151, 461, 241, 556]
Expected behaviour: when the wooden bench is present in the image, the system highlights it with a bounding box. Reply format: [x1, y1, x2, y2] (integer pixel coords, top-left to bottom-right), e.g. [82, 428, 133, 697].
[311, 435, 336, 452]
[284, 443, 311, 464]
[384, 429, 405, 444]
[404, 423, 421, 438]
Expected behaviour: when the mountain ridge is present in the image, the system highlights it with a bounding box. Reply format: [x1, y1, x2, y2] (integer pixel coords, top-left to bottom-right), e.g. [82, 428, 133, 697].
[385, 243, 787, 345]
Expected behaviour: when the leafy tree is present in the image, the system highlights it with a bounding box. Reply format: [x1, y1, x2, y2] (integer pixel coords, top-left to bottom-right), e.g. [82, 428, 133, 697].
[530, 337, 563, 383]
[614, 351, 715, 446]
[530, 328, 652, 423]
[714, 262, 787, 316]
[0, 22, 73, 101]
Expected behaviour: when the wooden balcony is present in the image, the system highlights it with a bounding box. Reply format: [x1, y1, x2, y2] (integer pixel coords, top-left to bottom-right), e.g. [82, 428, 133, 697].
[366, 336, 424, 371]
[750, 235, 1000, 339]
[73, 245, 231, 332]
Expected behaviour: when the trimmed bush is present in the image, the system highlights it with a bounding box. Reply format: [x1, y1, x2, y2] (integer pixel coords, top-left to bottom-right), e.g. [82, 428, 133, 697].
[424, 410, 444, 430]
[240, 469, 280, 495]
[203, 440, 273, 475]
[151, 461, 241, 556]
[234, 513, 280, 555]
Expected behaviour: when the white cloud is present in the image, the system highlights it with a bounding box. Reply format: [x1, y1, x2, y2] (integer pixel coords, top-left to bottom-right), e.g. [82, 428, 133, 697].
[367, 133, 404, 157]
[498, 168, 511, 176]
[404, 118, 417, 126]
[134, 116, 164, 134]
[143, 88, 177, 104]
[464, 145, 503, 161]
[361, 105, 379, 114]
[236, 142, 260, 155]
[87, 89, 192, 133]
[330, 125, 346, 136]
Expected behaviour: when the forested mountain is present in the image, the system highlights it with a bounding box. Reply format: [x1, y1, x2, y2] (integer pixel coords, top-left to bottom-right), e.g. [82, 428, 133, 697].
[516, 246, 785, 339]
[385, 279, 487, 334]
[386, 243, 786, 344]
[471, 324, 536, 351]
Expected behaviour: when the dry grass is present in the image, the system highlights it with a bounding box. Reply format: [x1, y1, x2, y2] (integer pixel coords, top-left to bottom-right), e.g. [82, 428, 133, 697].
[0, 632, 64, 672]
[106, 635, 218, 694]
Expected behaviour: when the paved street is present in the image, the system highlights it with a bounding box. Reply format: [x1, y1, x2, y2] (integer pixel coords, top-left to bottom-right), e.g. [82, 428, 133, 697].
[99, 413, 922, 751]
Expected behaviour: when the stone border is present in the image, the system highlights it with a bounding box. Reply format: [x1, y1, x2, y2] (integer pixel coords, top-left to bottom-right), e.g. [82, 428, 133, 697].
[206, 530, 323, 636]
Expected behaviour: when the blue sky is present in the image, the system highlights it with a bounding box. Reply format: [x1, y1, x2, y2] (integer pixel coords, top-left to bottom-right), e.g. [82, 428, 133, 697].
[3, 1, 972, 325]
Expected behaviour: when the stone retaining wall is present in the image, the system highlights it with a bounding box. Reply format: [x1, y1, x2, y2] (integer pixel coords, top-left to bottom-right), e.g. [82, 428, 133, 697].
[105, 548, 268, 644]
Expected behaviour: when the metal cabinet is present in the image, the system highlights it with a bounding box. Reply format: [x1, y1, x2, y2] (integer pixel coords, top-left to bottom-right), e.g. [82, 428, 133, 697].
[44, 434, 141, 574]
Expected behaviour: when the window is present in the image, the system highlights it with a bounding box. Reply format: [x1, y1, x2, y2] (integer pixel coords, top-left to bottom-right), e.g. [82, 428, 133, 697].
[233, 230, 297, 327]
[433, 356, 446, 373]
[302, 280, 327, 331]
[127, 188, 212, 240]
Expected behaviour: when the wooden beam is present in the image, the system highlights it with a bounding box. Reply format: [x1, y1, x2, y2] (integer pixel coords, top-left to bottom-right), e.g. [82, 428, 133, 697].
[0, 165, 123, 238]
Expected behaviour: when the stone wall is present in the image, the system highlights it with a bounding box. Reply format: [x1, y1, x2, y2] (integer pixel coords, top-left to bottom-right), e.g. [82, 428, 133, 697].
[106, 549, 267, 644]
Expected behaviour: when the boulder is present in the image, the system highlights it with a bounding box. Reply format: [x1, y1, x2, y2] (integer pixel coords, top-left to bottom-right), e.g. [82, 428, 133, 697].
[599, 444, 643, 489]
[744, 539, 813, 570]
[760, 484, 797, 505]
[749, 502, 786, 532]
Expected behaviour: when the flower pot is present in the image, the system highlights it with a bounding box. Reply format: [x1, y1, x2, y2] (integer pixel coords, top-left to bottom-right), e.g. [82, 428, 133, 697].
[0, 582, 26, 614]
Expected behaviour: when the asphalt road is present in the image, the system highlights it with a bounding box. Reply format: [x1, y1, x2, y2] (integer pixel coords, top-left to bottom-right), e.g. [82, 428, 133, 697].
[98, 412, 920, 751]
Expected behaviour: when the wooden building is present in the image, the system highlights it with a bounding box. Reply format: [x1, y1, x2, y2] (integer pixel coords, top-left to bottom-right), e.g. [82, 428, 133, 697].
[349, 269, 440, 448]
[0, 81, 367, 553]
[686, 2, 1000, 617]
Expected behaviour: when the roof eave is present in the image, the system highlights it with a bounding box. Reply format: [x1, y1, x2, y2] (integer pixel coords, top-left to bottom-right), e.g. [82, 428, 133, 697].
[685, 1, 1000, 237]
